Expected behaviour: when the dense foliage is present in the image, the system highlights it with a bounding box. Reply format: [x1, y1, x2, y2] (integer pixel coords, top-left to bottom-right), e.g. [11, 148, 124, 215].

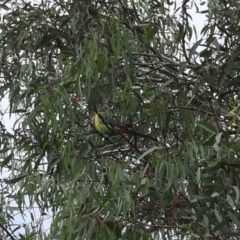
[1, 0, 240, 239]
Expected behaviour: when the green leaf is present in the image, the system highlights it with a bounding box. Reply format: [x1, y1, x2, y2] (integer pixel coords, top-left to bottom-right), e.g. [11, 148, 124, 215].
[197, 120, 217, 133]
[138, 146, 160, 160]
[6, 175, 27, 184]
[189, 39, 202, 60]
[211, 192, 219, 198]
[1, 152, 14, 167]
[232, 186, 240, 204]
[228, 211, 240, 229]
[140, 178, 147, 185]
[215, 132, 222, 144]
[212, 219, 227, 233]
[226, 195, 235, 207]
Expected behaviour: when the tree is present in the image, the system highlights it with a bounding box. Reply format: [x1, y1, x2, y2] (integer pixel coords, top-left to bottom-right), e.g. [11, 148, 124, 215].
[1, 0, 240, 239]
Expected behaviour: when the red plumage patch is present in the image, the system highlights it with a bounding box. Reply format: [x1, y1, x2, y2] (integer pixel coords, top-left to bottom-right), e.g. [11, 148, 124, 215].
[115, 127, 133, 135]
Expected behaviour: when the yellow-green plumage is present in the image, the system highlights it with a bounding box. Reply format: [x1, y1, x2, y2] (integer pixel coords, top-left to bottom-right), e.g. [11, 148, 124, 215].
[93, 113, 114, 135]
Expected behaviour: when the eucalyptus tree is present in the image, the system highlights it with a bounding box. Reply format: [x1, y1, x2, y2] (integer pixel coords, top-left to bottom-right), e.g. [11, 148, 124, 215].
[0, 0, 240, 239]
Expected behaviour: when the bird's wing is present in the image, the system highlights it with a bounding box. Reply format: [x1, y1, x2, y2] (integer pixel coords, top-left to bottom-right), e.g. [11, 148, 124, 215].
[97, 113, 131, 128]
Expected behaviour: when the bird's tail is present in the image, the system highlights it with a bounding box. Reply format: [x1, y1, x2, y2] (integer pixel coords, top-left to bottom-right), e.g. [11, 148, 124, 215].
[114, 126, 158, 141]
[132, 131, 158, 142]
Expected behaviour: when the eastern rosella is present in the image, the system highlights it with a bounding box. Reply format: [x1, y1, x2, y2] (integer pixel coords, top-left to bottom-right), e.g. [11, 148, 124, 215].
[93, 112, 157, 141]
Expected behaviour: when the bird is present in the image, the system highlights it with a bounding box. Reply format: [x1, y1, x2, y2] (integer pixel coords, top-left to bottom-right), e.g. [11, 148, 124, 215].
[93, 112, 157, 141]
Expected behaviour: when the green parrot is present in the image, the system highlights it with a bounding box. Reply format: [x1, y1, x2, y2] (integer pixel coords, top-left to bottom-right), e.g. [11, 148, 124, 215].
[93, 112, 157, 141]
